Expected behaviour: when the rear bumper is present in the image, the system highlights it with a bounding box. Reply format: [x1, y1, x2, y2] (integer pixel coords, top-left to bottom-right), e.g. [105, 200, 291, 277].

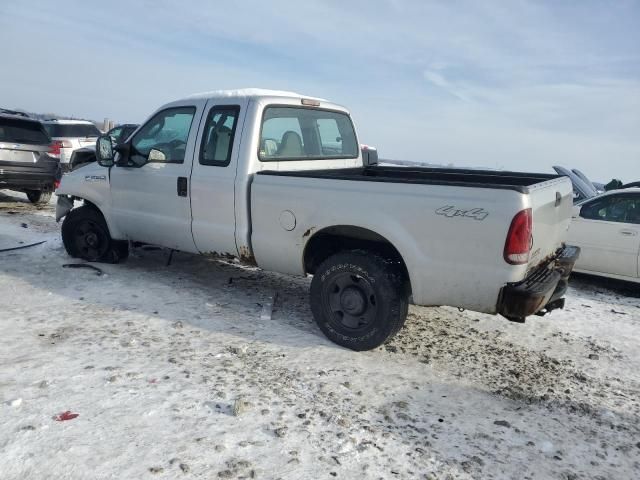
[498, 245, 580, 321]
[0, 163, 61, 191]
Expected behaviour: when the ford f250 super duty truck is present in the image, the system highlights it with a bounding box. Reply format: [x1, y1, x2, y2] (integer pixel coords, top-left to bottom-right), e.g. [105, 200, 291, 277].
[55, 88, 579, 351]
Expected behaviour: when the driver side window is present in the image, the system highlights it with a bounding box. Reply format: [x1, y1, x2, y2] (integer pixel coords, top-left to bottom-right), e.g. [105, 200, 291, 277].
[130, 106, 196, 165]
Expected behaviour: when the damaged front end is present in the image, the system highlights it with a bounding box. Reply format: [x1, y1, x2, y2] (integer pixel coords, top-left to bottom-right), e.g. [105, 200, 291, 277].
[55, 195, 74, 222]
[498, 245, 580, 323]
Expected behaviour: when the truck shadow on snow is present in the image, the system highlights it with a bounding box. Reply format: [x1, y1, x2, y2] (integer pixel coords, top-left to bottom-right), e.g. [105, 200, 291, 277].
[4, 235, 328, 349]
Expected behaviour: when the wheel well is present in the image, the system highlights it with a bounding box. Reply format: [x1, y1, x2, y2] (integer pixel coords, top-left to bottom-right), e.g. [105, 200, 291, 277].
[303, 225, 411, 292]
[82, 199, 99, 211]
[76, 200, 110, 229]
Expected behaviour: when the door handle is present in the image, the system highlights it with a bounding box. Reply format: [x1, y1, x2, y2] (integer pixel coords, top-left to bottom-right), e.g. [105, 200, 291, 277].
[177, 177, 188, 197]
[619, 229, 637, 236]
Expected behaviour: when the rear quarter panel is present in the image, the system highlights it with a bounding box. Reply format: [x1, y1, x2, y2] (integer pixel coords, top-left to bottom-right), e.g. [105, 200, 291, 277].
[251, 174, 532, 313]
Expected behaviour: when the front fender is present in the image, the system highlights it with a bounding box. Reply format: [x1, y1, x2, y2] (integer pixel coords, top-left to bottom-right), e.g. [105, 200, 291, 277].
[53, 163, 122, 238]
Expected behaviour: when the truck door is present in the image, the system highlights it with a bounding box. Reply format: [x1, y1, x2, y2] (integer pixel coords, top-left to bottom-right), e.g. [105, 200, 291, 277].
[190, 100, 246, 256]
[109, 101, 206, 252]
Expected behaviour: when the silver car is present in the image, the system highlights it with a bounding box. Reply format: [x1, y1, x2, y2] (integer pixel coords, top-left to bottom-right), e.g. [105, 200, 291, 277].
[43, 119, 101, 170]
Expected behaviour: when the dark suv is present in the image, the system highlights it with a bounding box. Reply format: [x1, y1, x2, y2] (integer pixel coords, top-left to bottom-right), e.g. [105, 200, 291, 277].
[0, 113, 61, 204]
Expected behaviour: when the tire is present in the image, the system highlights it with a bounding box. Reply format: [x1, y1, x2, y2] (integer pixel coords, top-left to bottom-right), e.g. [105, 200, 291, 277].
[310, 250, 409, 351]
[26, 190, 52, 205]
[61, 205, 128, 263]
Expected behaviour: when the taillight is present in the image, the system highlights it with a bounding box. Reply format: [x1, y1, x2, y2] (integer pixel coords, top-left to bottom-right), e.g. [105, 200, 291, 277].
[504, 208, 532, 265]
[48, 140, 72, 156]
[49, 141, 61, 155]
[54, 180, 61, 190]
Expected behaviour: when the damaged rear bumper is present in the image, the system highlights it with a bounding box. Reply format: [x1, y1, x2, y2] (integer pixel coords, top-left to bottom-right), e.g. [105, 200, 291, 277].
[498, 245, 580, 322]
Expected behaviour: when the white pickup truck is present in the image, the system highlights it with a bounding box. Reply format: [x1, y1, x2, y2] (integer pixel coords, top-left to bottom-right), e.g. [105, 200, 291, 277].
[55, 88, 579, 350]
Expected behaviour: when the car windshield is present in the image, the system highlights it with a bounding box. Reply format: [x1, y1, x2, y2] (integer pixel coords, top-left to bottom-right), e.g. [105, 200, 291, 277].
[45, 123, 101, 138]
[0, 117, 50, 145]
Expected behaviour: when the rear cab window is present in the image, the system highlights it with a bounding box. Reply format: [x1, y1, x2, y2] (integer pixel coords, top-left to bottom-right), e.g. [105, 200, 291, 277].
[259, 106, 358, 161]
[0, 117, 50, 145]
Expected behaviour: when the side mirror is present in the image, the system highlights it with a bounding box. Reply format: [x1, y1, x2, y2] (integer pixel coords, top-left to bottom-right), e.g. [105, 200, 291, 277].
[362, 147, 378, 166]
[96, 135, 114, 167]
[148, 148, 166, 162]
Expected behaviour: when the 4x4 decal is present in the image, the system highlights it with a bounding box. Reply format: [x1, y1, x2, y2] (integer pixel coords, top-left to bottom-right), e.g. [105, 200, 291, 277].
[435, 205, 489, 221]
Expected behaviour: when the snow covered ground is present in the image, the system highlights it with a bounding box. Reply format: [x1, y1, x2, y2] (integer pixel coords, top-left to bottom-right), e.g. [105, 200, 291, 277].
[1, 189, 639, 480]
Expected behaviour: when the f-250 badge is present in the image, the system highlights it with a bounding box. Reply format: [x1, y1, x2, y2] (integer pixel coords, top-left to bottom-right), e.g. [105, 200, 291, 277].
[84, 175, 107, 182]
[435, 205, 489, 221]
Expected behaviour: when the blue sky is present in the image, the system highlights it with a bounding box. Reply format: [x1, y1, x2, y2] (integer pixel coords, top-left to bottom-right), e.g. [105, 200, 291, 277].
[1, 0, 638, 181]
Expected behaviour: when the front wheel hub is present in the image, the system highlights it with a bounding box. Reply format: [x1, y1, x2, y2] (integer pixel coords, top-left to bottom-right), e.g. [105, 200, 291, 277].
[74, 219, 108, 260]
[324, 273, 378, 330]
[85, 232, 99, 247]
[340, 287, 367, 316]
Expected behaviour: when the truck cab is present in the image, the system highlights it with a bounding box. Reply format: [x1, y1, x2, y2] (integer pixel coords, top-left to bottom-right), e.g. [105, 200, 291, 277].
[57, 89, 359, 258]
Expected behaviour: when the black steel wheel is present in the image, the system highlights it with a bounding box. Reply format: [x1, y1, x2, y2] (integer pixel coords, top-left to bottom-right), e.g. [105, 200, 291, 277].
[310, 250, 409, 351]
[73, 217, 109, 261]
[61, 205, 128, 263]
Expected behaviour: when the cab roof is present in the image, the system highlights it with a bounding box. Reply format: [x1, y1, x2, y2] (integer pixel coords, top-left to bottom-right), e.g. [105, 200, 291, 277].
[182, 88, 326, 102]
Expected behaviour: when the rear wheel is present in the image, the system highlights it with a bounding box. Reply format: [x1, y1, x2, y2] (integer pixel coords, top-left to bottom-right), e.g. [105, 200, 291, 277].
[26, 190, 52, 205]
[310, 250, 409, 351]
[61, 205, 128, 263]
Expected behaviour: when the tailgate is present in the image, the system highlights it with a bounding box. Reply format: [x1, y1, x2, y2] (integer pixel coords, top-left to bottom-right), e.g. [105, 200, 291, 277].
[527, 176, 574, 270]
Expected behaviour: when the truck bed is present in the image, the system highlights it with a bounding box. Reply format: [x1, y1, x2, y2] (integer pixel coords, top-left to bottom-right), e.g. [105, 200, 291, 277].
[256, 166, 560, 194]
[252, 163, 573, 312]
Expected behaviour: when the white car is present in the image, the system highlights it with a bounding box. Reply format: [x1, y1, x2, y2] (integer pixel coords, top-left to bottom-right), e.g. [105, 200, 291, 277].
[568, 188, 640, 283]
[55, 88, 579, 350]
[43, 119, 101, 170]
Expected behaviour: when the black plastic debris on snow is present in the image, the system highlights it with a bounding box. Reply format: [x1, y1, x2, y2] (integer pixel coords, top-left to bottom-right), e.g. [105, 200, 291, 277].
[62, 263, 104, 276]
[0, 240, 46, 253]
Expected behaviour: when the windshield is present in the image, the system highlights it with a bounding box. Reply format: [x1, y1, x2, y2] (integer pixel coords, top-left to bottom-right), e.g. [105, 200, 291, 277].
[44, 123, 101, 138]
[0, 118, 50, 145]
